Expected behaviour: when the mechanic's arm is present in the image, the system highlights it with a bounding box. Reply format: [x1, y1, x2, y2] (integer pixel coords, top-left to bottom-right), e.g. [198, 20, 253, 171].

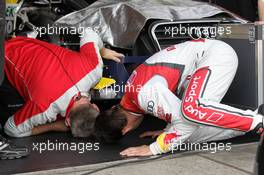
[4, 101, 60, 137]
[80, 28, 124, 62]
[31, 120, 69, 136]
[259, 0, 264, 21]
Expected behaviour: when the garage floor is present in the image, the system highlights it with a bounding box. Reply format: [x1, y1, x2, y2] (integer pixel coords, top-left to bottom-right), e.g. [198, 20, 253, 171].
[21, 142, 258, 175]
[0, 117, 260, 175]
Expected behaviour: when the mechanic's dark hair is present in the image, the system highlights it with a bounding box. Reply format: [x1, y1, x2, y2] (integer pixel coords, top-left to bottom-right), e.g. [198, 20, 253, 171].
[93, 105, 127, 143]
[69, 104, 99, 137]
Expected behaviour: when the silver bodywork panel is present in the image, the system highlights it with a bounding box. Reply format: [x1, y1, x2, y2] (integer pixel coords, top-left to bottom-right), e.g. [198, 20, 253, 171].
[55, 0, 245, 49]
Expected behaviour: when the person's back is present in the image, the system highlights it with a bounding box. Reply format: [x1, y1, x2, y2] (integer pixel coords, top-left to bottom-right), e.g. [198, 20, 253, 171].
[5, 37, 102, 104]
[4, 33, 103, 137]
[121, 39, 231, 114]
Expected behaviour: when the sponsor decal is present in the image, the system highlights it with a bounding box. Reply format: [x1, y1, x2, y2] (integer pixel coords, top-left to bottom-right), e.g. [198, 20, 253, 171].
[157, 106, 172, 123]
[183, 74, 207, 119]
[5, 1, 18, 37]
[181, 68, 253, 131]
[147, 100, 155, 113]
[157, 131, 181, 152]
[207, 112, 224, 122]
[164, 133, 180, 145]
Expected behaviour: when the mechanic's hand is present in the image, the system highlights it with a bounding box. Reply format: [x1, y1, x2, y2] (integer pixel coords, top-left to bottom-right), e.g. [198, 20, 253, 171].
[139, 130, 164, 139]
[120, 145, 153, 157]
[100, 47, 124, 62]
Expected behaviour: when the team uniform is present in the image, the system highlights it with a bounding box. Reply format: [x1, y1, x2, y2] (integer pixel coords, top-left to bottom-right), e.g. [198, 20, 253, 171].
[3, 29, 103, 137]
[120, 39, 263, 155]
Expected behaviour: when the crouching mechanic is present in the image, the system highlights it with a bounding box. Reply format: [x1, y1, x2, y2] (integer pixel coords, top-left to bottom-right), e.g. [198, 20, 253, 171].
[94, 39, 264, 157]
[2, 28, 124, 138]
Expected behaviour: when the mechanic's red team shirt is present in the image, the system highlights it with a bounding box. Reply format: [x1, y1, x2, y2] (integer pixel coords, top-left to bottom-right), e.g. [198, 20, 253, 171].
[120, 39, 263, 155]
[4, 29, 103, 137]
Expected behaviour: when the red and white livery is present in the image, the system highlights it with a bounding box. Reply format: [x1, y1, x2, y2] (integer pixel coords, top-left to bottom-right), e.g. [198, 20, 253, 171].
[121, 39, 263, 155]
[4, 29, 103, 137]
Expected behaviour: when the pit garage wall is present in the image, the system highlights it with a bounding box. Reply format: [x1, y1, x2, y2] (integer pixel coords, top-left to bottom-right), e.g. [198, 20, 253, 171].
[220, 24, 264, 110]
[0, 0, 5, 85]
